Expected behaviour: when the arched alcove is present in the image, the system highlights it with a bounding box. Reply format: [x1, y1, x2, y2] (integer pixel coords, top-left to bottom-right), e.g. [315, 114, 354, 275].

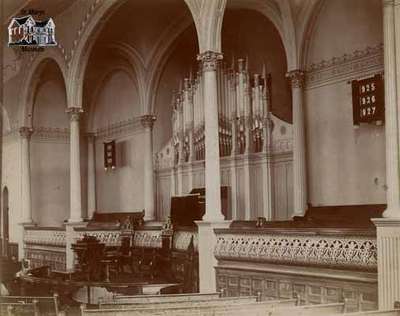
[304, 0, 384, 206]
[30, 60, 69, 226]
[81, 0, 197, 215]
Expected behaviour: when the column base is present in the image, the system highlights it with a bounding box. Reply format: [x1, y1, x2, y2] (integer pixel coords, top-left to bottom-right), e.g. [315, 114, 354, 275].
[382, 208, 400, 218]
[68, 218, 83, 223]
[372, 218, 400, 310]
[20, 221, 36, 227]
[195, 220, 232, 293]
[144, 220, 163, 227]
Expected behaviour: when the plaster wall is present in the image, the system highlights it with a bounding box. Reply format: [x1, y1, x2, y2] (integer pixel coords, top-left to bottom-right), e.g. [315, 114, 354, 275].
[29, 70, 70, 226]
[92, 70, 144, 213]
[2, 136, 22, 244]
[305, 0, 385, 206]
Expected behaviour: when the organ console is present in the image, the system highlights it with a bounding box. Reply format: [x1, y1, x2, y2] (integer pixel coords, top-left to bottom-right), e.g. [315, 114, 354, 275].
[171, 58, 273, 164]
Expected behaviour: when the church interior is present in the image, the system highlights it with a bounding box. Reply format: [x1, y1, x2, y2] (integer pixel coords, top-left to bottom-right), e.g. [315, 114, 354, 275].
[1, 0, 400, 315]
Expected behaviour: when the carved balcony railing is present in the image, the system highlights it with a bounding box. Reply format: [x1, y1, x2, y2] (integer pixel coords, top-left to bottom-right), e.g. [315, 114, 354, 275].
[23, 227, 67, 271]
[24, 227, 66, 247]
[214, 230, 377, 271]
[74, 229, 122, 247]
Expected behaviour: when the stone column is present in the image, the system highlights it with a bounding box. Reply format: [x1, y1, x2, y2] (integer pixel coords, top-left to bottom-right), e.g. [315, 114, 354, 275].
[141, 115, 156, 221]
[87, 133, 96, 220]
[67, 107, 83, 223]
[372, 0, 400, 310]
[195, 51, 230, 293]
[262, 116, 274, 220]
[19, 127, 33, 224]
[286, 70, 308, 217]
[229, 118, 238, 219]
[197, 50, 224, 222]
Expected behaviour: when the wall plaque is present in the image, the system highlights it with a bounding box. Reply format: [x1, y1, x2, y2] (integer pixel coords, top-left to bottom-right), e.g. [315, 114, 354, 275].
[352, 74, 384, 126]
[104, 140, 116, 170]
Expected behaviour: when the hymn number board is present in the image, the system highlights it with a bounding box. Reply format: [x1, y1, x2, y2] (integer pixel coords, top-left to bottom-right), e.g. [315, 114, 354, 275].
[104, 140, 116, 170]
[352, 74, 384, 126]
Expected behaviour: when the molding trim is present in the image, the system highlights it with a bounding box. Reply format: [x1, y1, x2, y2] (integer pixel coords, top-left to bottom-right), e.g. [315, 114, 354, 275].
[32, 127, 70, 143]
[305, 44, 383, 89]
[94, 117, 144, 140]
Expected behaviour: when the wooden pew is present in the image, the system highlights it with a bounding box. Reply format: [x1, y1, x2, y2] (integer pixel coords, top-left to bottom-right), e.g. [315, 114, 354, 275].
[0, 301, 39, 316]
[99, 295, 259, 310]
[267, 302, 345, 316]
[81, 297, 299, 316]
[108, 292, 221, 304]
[0, 294, 59, 315]
[326, 309, 400, 316]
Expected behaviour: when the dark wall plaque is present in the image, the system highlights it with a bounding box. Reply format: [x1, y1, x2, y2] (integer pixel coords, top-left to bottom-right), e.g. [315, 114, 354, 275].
[352, 74, 384, 126]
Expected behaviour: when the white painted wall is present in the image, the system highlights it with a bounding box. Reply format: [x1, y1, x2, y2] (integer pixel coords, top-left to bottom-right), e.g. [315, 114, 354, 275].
[31, 67, 70, 226]
[92, 70, 144, 213]
[2, 135, 22, 244]
[305, 0, 385, 206]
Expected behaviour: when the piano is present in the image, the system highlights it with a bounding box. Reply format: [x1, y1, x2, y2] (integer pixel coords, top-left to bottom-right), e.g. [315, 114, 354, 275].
[170, 187, 229, 226]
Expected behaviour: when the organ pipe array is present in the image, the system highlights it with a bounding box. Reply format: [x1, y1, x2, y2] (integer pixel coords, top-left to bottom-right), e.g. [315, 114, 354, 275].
[172, 58, 272, 165]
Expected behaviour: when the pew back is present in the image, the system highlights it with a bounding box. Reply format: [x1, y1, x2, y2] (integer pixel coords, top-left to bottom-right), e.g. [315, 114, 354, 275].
[0, 302, 39, 316]
[0, 295, 58, 315]
[269, 302, 344, 316]
[82, 297, 299, 316]
[99, 296, 258, 309]
[327, 310, 400, 316]
[110, 292, 221, 304]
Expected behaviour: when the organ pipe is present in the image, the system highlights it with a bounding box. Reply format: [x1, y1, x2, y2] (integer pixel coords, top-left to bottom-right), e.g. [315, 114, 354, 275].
[171, 58, 272, 164]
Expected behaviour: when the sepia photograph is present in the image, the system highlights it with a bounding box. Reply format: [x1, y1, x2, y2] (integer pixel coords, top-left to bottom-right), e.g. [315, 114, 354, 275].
[0, 0, 399, 315]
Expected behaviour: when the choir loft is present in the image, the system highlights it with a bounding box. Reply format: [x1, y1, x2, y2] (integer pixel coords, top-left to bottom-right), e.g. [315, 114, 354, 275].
[1, 0, 400, 315]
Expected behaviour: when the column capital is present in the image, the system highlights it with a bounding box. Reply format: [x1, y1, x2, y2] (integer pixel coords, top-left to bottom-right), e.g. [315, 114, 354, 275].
[286, 69, 305, 88]
[86, 132, 96, 142]
[66, 107, 84, 121]
[197, 51, 223, 72]
[19, 126, 33, 139]
[140, 115, 156, 129]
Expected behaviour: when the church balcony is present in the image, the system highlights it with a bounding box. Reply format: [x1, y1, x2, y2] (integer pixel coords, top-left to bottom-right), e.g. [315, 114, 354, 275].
[213, 226, 378, 311]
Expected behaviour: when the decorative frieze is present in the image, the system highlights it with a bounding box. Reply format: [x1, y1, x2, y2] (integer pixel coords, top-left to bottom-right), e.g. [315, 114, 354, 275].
[306, 44, 383, 89]
[214, 233, 377, 271]
[32, 127, 70, 143]
[94, 117, 143, 140]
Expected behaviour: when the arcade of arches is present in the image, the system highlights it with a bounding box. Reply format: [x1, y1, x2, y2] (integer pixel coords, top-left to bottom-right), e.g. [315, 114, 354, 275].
[2, 0, 400, 311]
